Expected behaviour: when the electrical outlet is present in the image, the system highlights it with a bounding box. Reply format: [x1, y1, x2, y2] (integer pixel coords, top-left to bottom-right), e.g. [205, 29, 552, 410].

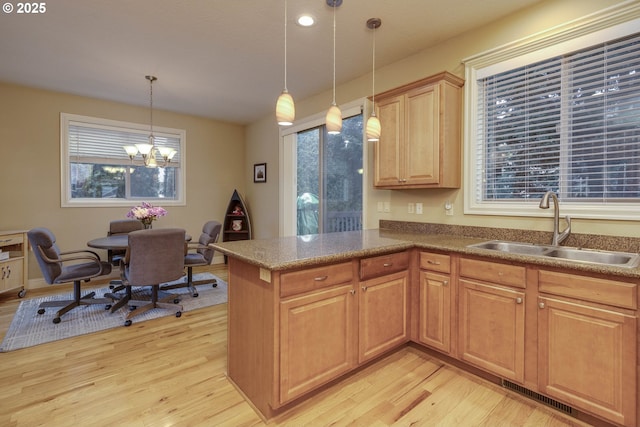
[416, 203, 423, 214]
[383, 201, 390, 212]
[377, 201, 384, 213]
[408, 203, 415, 214]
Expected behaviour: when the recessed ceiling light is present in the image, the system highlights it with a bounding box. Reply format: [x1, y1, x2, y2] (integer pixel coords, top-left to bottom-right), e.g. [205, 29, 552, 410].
[297, 14, 315, 27]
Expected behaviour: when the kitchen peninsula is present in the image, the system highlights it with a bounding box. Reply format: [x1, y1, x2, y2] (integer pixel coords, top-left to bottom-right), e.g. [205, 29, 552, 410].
[212, 224, 640, 426]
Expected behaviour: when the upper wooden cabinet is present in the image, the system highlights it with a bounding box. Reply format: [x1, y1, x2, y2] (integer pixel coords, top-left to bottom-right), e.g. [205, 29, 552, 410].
[373, 72, 464, 189]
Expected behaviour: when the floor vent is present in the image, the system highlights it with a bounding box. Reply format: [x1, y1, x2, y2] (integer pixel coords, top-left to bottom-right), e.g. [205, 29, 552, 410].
[502, 379, 574, 416]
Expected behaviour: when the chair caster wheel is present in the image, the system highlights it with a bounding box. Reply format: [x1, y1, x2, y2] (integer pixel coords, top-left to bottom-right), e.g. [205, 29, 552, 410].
[124, 320, 132, 327]
[173, 298, 180, 304]
[109, 284, 115, 289]
[53, 317, 61, 324]
[193, 293, 199, 298]
[38, 308, 45, 315]
[105, 305, 112, 310]
[18, 289, 26, 298]
[212, 283, 218, 288]
[176, 311, 182, 318]
[129, 306, 137, 310]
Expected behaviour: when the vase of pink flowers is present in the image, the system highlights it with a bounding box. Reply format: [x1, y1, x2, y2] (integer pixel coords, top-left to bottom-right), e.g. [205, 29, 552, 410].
[126, 202, 167, 229]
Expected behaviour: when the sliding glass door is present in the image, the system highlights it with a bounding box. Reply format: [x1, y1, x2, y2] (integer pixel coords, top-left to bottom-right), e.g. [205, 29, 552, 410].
[295, 114, 363, 235]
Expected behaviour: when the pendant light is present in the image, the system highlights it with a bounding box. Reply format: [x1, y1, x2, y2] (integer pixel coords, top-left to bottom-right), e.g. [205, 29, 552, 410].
[325, 0, 342, 135]
[276, 0, 295, 126]
[366, 18, 382, 142]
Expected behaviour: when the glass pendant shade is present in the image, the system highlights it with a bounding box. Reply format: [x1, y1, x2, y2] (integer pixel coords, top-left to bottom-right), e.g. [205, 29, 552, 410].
[135, 143, 153, 155]
[326, 104, 342, 135]
[366, 113, 381, 141]
[276, 90, 295, 126]
[123, 145, 139, 160]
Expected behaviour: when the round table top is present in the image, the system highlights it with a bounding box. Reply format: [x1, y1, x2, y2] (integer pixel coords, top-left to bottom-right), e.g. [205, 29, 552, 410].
[87, 234, 130, 250]
[88, 232, 192, 250]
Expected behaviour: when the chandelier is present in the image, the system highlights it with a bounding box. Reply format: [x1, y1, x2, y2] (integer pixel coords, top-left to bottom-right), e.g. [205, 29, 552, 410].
[123, 75, 176, 168]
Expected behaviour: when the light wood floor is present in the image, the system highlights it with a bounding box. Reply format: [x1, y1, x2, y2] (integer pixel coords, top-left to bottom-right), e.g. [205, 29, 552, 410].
[0, 264, 594, 427]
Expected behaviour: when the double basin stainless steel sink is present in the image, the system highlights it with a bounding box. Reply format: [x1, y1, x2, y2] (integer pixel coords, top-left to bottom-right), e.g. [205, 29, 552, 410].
[467, 240, 640, 268]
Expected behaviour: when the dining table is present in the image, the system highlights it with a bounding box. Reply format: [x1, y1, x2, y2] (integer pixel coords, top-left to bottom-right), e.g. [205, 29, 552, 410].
[87, 232, 192, 250]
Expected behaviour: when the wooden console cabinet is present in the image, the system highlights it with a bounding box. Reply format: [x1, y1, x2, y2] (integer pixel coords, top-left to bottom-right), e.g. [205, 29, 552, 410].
[0, 230, 28, 299]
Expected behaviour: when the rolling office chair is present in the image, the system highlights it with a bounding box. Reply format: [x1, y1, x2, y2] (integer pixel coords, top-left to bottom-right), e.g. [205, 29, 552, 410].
[107, 219, 145, 266]
[109, 228, 186, 326]
[106, 219, 145, 291]
[27, 227, 113, 324]
[161, 220, 221, 297]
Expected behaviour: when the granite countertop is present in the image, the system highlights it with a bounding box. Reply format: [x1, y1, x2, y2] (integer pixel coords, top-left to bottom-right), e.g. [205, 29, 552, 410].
[211, 228, 640, 279]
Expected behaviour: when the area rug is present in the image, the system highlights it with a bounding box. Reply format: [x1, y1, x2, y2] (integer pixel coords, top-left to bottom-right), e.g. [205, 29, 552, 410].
[0, 273, 227, 352]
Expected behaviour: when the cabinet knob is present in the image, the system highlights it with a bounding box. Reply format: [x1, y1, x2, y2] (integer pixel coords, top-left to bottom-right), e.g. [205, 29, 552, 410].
[361, 286, 368, 291]
[443, 280, 449, 286]
[538, 302, 545, 309]
[314, 276, 328, 281]
[350, 289, 356, 295]
[515, 297, 523, 304]
[383, 262, 393, 268]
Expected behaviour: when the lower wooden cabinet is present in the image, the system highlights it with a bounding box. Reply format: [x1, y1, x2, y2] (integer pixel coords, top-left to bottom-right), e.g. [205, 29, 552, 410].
[537, 269, 637, 427]
[279, 284, 357, 403]
[459, 278, 526, 383]
[418, 251, 452, 354]
[359, 270, 409, 363]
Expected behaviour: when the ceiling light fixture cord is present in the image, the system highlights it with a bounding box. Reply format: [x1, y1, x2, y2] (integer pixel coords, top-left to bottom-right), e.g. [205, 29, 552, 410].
[325, 0, 342, 134]
[283, 0, 288, 91]
[331, 0, 336, 105]
[147, 75, 156, 144]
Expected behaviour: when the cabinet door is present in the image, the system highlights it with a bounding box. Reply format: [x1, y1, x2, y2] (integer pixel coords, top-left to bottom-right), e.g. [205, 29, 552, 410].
[1, 259, 23, 291]
[538, 296, 636, 427]
[374, 95, 404, 187]
[279, 284, 357, 404]
[418, 270, 450, 353]
[359, 270, 408, 363]
[405, 83, 440, 185]
[459, 279, 525, 383]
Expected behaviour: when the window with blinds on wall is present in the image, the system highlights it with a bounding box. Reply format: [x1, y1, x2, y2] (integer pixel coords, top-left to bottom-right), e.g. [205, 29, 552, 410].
[477, 32, 640, 203]
[61, 113, 185, 206]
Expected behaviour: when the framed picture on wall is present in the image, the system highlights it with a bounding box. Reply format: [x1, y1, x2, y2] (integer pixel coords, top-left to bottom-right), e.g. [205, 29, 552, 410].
[254, 163, 267, 183]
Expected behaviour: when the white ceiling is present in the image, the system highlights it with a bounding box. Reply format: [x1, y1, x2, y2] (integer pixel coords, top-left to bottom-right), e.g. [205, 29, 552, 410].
[0, 0, 541, 124]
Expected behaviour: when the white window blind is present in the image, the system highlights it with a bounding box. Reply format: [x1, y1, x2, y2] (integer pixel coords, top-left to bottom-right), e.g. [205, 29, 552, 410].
[68, 121, 182, 164]
[478, 32, 640, 203]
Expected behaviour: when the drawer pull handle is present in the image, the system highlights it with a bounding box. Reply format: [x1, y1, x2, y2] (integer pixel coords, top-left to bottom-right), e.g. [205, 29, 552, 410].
[383, 263, 393, 267]
[538, 302, 545, 309]
[515, 297, 523, 304]
[1, 267, 5, 280]
[5, 266, 10, 279]
[314, 276, 328, 281]
[427, 260, 441, 265]
[0, 239, 11, 243]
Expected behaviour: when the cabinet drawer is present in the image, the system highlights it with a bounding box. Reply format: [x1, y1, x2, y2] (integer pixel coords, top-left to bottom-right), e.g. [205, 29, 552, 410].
[419, 251, 450, 273]
[360, 251, 409, 280]
[459, 257, 526, 288]
[0, 234, 23, 248]
[538, 269, 637, 310]
[280, 262, 353, 298]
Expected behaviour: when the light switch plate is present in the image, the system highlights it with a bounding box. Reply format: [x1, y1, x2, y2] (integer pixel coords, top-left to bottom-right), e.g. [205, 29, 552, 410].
[416, 203, 423, 214]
